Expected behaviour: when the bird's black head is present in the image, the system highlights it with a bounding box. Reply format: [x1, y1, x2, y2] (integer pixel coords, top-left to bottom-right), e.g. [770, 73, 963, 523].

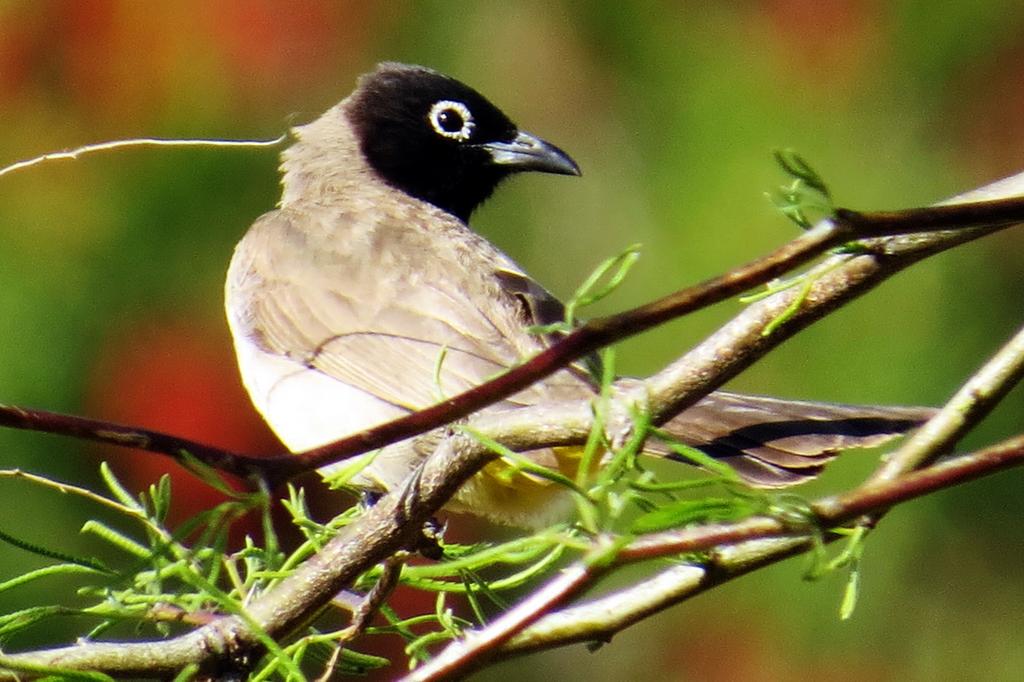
[345, 62, 580, 222]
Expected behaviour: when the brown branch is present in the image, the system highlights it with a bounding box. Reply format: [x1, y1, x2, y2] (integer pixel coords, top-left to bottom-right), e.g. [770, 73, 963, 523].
[0, 220, 841, 485]
[0, 182, 1022, 677]
[425, 306, 1024, 676]
[3, 195, 1022, 487]
[1, 219, 846, 484]
[835, 193, 1024, 233]
[402, 551, 603, 682]
[621, 434, 1024, 561]
[317, 553, 407, 681]
[0, 405, 266, 479]
[448, 436, 1024, 667]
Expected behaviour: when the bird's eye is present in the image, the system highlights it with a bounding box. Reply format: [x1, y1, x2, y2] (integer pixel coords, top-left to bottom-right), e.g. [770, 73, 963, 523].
[428, 100, 475, 141]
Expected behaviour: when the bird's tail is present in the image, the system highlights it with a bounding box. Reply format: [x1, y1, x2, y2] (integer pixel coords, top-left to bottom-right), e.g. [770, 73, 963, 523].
[651, 391, 935, 486]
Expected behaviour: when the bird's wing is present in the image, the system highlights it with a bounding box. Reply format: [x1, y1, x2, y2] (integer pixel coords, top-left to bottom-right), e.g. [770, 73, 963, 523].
[655, 391, 935, 486]
[229, 208, 586, 414]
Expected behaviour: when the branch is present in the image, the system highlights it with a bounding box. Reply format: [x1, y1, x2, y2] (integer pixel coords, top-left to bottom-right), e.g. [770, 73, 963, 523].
[529, 433, 1024, 652]
[4, 184, 1024, 484]
[869, 320, 1024, 482]
[173, 189, 1024, 481]
[0, 406, 264, 479]
[9, 431, 1018, 678]
[412, 265, 1024, 677]
[1, 172, 1023, 677]
[1, 220, 843, 484]
[405, 434, 1024, 679]
[406, 291, 1024, 677]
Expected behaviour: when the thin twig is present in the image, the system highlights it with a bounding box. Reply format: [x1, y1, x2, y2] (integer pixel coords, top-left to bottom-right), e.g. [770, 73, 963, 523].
[317, 553, 407, 682]
[0, 136, 286, 179]
[0, 407, 269, 479]
[869, 321, 1024, 482]
[402, 553, 602, 682]
[0, 468, 167, 538]
[341, 554, 407, 642]
[400, 434, 1024, 678]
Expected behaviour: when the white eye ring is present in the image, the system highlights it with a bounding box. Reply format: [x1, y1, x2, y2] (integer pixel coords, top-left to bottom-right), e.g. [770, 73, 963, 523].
[428, 100, 475, 141]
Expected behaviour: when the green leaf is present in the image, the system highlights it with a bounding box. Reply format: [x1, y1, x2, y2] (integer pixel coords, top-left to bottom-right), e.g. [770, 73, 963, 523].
[840, 561, 860, 621]
[650, 431, 742, 483]
[0, 563, 110, 594]
[151, 474, 172, 525]
[175, 451, 242, 497]
[80, 520, 150, 559]
[100, 461, 143, 511]
[768, 149, 835, 229]
[631, 497, 751, 534]
[323, 450, 381, 488]
[337, 648, 390, 672]
[628, 476, 722, 493]
[0, 605, 81, 637]
[773, 149, 831, 200]
[0, 527, 113, 574]
[564, 244, 643, 324]
[459, 427, 591, 501]
[171, 664, 200, 682]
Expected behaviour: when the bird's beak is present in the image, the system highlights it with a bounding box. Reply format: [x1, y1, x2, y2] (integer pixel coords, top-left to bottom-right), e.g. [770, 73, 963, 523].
[479, 131, 581, 176]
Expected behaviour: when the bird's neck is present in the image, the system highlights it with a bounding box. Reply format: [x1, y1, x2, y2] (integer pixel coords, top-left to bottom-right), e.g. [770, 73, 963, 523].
[278, 104, 376, 208]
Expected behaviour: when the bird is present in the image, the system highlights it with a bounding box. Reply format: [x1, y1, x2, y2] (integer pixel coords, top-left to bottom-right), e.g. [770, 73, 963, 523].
[225, 62, 931, 527]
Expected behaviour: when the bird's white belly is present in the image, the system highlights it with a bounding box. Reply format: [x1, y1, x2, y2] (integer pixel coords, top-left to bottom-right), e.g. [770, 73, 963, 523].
[231, 333, 420, 485]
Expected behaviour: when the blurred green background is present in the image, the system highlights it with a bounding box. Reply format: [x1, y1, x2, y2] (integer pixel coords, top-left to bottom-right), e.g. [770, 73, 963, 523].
[1, 1, 1023, 680]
